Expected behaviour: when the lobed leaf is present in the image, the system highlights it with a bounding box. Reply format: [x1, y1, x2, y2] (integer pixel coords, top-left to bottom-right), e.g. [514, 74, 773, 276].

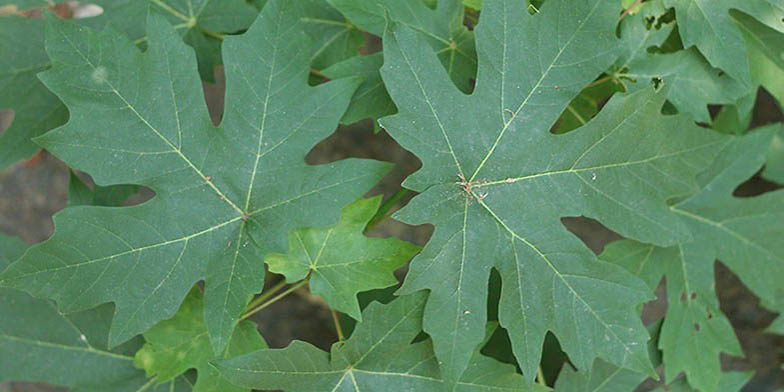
[0, 0, 388, 355]
[266, 196, 420, 320]
[380, 0, 733, 382]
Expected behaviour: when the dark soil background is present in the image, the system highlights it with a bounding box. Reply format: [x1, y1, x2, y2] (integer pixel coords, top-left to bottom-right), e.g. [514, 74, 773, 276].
[2, 73, 782, 392]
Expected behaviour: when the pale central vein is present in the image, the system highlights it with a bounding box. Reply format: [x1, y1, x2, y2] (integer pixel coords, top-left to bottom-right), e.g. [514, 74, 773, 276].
[468, 0, 603, 182]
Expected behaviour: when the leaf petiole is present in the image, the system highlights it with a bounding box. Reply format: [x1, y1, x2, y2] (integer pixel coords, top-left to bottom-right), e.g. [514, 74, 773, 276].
[241, 279, 309, 320]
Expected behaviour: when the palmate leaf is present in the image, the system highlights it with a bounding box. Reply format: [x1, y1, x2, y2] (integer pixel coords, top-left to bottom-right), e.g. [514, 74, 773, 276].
[601, 126, 784, 392]
[379, 0, 732, 382]
[663, 0, 784, 87]
[134, 287, 266, 392]
[215, 292, 548, 392]
[0, 0, 388, 356]
[266, 196, 420, 320]
[0, 234, 190, 391]
[329, 0, 477, 93]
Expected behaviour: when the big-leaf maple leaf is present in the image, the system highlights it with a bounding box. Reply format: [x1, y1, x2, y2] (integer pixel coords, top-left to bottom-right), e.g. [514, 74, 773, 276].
[215, 292, 548, 392]
[0, 0, 388, 355]
[600, 126, 784, 392]
[380, 0, 731, 382]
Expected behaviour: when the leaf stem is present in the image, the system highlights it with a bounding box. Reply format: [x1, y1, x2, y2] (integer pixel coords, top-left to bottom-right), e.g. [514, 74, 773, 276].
[241, 280, 308, 320]
[245, 279, 288, 311]
[367, 189, 411, 229]
[536, 366, 546, 386]
[331, 309, 345, 341]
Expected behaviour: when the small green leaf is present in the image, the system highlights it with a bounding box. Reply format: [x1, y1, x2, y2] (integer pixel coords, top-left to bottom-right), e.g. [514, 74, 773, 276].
[214, 293, 548, 391]
[323, 53, 397, 125]
[135, 287, 266, 392]
[266, 196, 420, 320]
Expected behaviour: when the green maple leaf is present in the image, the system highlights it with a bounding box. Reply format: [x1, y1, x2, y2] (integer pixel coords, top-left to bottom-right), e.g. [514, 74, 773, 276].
[601, 126, 784, 391]
[379, 0, 732, 382]
[323, 53, 396, 126]
[135, 287, 266, 392]
[0, 0, 388, 355]
[214, 293, 548, 391]
[663, 0, 784, 87]
[329, 0, 477, 93]
[0, 234, 189, 391]
[266, 196, 420, 320]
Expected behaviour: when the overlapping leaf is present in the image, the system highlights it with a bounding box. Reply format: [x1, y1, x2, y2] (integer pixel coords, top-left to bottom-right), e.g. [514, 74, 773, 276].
[330, 0, 476, 93]
[601, 126, 784, 391]
[323, 53, 396, 126]
[297, 0, 364, 71]
[663, 0, 784, 87]
[215, 292, 548, 392]
[614, 4, 750, 123]
[0, 0, 388, 356]
[379, 0, 733, 382]
[1, 234, 189, 391]
[266, 196, 420, 320]
[134, 287, 266, 392]
[86, 0, 259, 81]
[731, 10, 784, 183]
